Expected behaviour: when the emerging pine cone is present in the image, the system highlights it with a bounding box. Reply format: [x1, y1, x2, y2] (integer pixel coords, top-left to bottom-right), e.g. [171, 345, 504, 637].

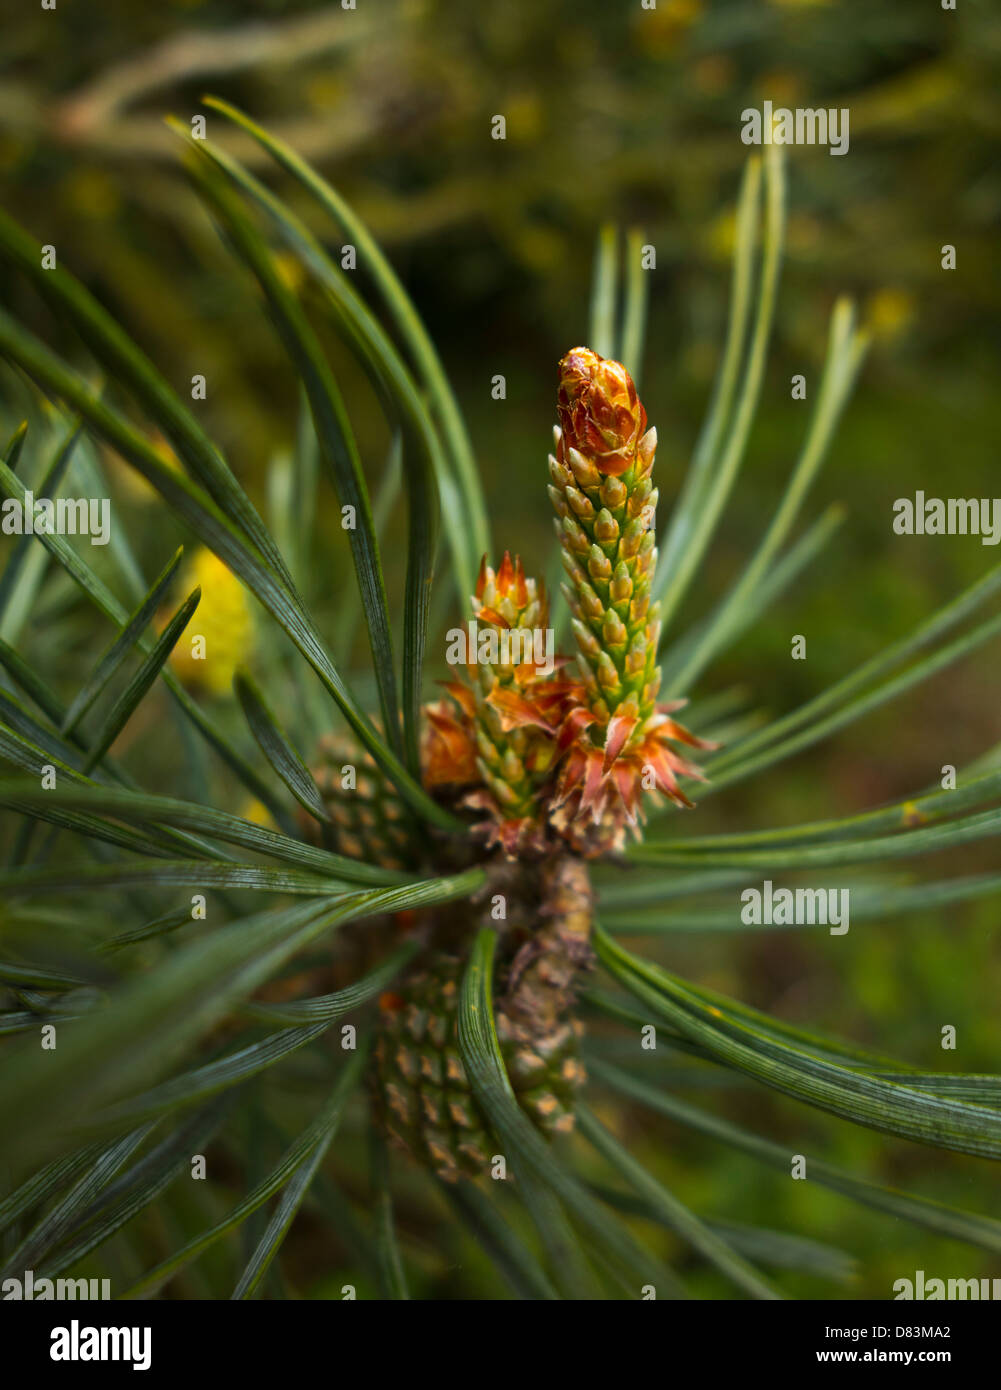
[424, 552, 577, 855]
[548, 347, 716, 854]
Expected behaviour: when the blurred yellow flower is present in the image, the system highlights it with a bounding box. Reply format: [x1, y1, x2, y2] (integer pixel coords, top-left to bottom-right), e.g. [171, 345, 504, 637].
[162, 547, 255, 697]
[239, 796, 276, 829]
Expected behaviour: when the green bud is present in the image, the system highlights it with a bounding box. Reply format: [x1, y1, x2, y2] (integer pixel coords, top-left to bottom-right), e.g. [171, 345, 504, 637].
[566, 486, 596, 521]
[487, 769, 523, 808]
[559, 581, 582, 619]
[561, 516, 590, 555]
[619, 517, 645, 558]
[571, 618, 601, 658]
[602, 608, 627, 649]
[501, 747, 525, 783]
[625, 632, 648, 674]
[609, 560, 633, 604]
[629, 593, 650, 625]
[587, 543, 613, 581]
[597, 651, 621, 691]
[575, 653, 600, 699]
[548, 455, 572, 489]
[599, 475, 628, 509]
[567, 446, 602, 489]
[594, 508, 619, 544]
[475, 728, 500, 772]
[627, 478, 652, 517]
[578, 578, 605, 620]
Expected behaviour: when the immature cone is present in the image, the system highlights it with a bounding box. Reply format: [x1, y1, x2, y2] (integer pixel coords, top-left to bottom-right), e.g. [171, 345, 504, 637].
[372, 855, 592, 1181]
[303, 732, 418, 871]
[548, 348, 715, 852]
[425, 552, 576, 855]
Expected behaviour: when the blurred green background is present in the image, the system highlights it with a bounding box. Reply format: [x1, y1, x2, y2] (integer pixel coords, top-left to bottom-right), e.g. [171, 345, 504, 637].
[2, 0, 1000, 1298]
